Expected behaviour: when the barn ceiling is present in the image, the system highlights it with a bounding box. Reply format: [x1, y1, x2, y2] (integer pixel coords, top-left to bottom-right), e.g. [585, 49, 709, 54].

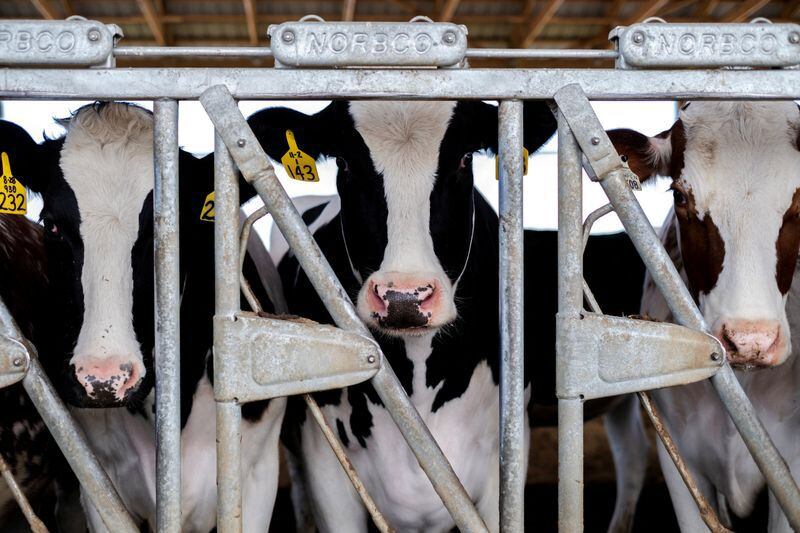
[2, 0, 799, 66]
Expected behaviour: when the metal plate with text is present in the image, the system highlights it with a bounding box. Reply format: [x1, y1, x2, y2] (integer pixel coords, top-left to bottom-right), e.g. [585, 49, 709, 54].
[0, 19, 119, 67]
[268, 21, 468, 67]
[613, 23, 800, 69]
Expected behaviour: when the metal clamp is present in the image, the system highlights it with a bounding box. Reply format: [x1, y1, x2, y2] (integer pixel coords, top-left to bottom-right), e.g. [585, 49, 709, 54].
[557, 313, 723, 400]
[0, 18, 121, 67]
[0, 334, 29, 389]
[268, 20, 468, 67]
[213, 312, 381, 402]
[611, 21, 800, 69]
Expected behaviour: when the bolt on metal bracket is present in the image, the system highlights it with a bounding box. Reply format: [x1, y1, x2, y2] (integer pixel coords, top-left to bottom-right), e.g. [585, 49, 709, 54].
[0, 18, 122, 67]
[0, 334, 30, 389]
[213, 312, 381, 403]
[557, 313, 723, 400]
[610, 22, 800, 70]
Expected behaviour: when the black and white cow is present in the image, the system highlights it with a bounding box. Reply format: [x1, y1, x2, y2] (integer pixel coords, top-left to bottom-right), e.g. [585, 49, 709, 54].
[609, 101, 800, 531]
[250, 100, 648, 531]
[1, 102, 284, 532]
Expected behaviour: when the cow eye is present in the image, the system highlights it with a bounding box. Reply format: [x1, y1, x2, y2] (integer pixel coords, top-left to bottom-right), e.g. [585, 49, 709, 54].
[670, 183, 688, 208]
[335, 156, 349, 172]
[460, 153, 473, 169]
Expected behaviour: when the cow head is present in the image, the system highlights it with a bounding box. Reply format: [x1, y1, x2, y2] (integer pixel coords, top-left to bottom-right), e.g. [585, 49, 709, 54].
[250, 100, 555, 337]
[2, 103, 158, 407]
[610, 101, 800, 368]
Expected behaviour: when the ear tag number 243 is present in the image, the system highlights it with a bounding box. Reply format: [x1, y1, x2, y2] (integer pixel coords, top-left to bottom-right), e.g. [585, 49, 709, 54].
[0, 152, 27, 216]
[281, 130, 319, 183]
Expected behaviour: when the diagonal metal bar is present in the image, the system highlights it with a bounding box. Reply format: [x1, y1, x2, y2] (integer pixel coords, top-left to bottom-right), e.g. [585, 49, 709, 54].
[553, 82, 800, 530]
[200, 84, 488, 533]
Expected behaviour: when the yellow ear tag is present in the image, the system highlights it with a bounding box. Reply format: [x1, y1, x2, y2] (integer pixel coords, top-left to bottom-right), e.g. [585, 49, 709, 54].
[281, 130, 319, 183]
[495, 148, 529, 181]
[199, 191, 215, 222]
[0, 152, 27, 216]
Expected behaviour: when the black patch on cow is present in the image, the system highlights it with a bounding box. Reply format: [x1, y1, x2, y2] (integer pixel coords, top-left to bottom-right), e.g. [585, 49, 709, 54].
[335, 419, 349, 448]
[301, 202, 328, 226]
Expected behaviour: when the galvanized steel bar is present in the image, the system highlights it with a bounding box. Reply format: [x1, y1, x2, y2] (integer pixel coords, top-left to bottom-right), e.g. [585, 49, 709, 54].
[0, 296, 137, 531]
[116, 46, 274, 59]
[213, 132, 244, 533]
[0, 449, 48, 532]
[466, 48, 618, 60]
[497, 100, 525, 532]
[599, 165, 800, 529]
[556, 110, 584, 533]
[4, 68, 800, 101]
[153, 98, 182, 533]
[200, 85, 488, 532]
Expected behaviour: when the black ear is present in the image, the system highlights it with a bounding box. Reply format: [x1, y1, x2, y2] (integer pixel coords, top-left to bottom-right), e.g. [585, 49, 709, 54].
[247, 101, 351, 163]
[457, 100, 557, 156]
[0, 119, 54, 193]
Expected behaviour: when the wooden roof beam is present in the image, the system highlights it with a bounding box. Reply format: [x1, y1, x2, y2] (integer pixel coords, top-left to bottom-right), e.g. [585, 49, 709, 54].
[343, 0, 357, 21]
[136, 0, 166, 46]
[438, 0, 461, 22]
[721, 0, 769, 22]
[783, 0, 800, 18]
[623, 0, 669, 25]
[517, 0, 566, 48]
[242, 0, 258, 44]
[29, 0, 59, 19]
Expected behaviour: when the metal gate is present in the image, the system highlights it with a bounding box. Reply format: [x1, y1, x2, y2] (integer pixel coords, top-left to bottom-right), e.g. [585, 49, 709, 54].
[1, 15, 800, 533]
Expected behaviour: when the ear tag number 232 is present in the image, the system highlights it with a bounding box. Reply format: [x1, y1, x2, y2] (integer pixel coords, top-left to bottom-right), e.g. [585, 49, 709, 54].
[0, 152, 27, 216]
[281, 130, 319, 183]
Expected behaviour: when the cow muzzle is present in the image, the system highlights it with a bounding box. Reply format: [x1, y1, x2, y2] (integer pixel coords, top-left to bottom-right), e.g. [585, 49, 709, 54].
[71, 355, 145, 406]
[716, 319, 787, 368]
[363, 273, 452, 333]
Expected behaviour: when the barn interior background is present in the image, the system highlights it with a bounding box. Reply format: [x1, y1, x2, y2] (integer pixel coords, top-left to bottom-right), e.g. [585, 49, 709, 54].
[2, 1, 797, 531]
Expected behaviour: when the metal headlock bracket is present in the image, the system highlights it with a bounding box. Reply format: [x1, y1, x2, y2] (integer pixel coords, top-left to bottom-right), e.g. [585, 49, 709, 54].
[0, 334, 30, 389]
[0, 18, 122, 67]
[611, 20, 800, 69]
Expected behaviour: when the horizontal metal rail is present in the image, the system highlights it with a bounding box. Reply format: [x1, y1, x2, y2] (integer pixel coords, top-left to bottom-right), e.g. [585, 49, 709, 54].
[2, 68, 800, 100]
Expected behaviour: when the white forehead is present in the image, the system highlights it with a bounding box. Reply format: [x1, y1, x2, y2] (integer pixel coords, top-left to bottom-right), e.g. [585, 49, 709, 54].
[59, 103, 154, 235]
[680, 101, 800, 217]
[348, 100, 456, 185]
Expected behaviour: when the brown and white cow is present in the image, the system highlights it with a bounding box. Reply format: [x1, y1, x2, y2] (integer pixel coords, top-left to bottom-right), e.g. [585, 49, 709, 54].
[608, 101, 800, 531]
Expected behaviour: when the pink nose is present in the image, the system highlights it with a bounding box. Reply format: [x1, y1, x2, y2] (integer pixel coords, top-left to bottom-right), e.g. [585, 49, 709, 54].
[717, 320, 784, 368]
[367, 279, 438, 329]
[73, 356, 144, 404]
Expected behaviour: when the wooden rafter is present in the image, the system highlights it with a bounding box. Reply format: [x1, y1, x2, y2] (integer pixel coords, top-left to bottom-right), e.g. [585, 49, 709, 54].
[783, 0, 800, 18]
[721, 0, 769, 22]
[517, 0, 566, 48]
[135, 0, 166, 46]
[659, 0, 698, 17]
[438, 0, 461, 22]
[60, 0, 74, 17]
[29, 0, 59, 19]
[622, 0, 670, 25]
[695, 0, 719, 17]
[342, 0, 357, 21]
[242, 0, 259, 44]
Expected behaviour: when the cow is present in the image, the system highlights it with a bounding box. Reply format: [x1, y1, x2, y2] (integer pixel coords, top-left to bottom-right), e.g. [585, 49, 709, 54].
[1, 102, 285, 532]
[250, 100, 649, 532]
[608, 100, 800, 532]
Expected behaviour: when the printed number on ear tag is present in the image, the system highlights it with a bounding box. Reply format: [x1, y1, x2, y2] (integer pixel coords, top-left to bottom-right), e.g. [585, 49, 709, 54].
[200, 191, 215, 222]
[494, 148, 529, 181]
[0, 152, 27, 216]
[281, 130, 319, 183]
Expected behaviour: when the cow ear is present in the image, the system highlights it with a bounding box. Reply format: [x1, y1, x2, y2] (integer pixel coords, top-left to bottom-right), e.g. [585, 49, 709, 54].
[464, 100, 557, 156]
[247, 101, 348, 163]
[607, 123, 677, 182]
[0, 120, 55, 193]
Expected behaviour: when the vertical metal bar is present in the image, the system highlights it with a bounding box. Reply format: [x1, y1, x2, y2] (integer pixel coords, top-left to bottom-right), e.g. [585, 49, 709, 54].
[213, 131, 243, 533]
[556, 110, 584, 533]
[497, 100, 525, 533]
[199, 86, 488, 532]
[153, 98, 181, 533]
[599, 171, 800, 528]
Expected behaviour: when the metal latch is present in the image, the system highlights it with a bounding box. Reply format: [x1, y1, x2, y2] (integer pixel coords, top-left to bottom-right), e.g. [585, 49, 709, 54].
[0, 334, 30, 389]
[0, 18, 121, 67]
[557, 313, 724, 400]
[268, 19, 468, 67]
[213, 313, 381, 402]
[611, 21, 800, 69]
